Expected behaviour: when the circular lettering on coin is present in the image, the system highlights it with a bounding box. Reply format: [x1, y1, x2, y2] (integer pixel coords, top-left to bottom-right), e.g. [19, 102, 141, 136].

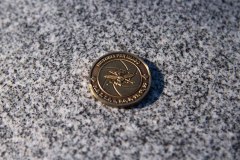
[89, 52, 151, 107]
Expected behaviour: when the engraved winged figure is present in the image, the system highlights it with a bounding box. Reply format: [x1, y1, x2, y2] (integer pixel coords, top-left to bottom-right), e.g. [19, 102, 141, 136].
[102, 60, 140, 97]
[104, 69, 135, 87]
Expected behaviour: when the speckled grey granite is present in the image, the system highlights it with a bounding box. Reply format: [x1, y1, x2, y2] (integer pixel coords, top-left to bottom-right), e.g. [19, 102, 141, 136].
[0, 0, 240, 159]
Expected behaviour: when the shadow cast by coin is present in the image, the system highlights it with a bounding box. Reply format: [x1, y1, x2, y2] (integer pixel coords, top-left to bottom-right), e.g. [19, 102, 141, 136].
[130, 59, 164, 109]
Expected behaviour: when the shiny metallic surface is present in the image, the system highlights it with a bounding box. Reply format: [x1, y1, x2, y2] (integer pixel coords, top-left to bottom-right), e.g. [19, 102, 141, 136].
[89, 52, 151, 108]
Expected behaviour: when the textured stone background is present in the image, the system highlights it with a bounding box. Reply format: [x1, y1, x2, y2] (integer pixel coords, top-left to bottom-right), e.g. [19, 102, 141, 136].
[0, 0, 240, 159]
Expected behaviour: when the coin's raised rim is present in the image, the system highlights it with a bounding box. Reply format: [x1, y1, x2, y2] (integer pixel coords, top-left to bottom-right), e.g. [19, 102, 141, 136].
[89, 51, 151, 108]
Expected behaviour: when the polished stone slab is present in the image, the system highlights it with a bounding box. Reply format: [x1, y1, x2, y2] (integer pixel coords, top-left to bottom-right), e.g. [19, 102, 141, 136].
[0, 0, 239, 159]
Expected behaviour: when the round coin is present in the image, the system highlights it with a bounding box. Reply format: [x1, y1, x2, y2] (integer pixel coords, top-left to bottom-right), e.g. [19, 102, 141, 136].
[89, 52, 151, 108]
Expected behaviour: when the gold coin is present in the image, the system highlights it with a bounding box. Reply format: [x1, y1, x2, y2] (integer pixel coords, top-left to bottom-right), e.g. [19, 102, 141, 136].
[89, 52, 151, 108]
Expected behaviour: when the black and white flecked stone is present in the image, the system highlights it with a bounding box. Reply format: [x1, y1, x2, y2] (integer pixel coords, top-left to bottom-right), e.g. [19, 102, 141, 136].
[0, 0, 240, 159]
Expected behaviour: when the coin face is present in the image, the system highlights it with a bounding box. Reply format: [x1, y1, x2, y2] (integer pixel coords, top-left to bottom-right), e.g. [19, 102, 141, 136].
[89, 52, 151, 107]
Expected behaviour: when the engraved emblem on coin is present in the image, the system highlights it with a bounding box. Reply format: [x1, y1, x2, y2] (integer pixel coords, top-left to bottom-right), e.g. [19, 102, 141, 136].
[89, 52, 151, 107]
[99, 60, 142, 97]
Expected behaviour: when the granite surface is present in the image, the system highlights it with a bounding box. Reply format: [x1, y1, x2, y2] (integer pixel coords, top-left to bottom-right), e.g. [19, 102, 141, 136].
[0, 0, 240, 159]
